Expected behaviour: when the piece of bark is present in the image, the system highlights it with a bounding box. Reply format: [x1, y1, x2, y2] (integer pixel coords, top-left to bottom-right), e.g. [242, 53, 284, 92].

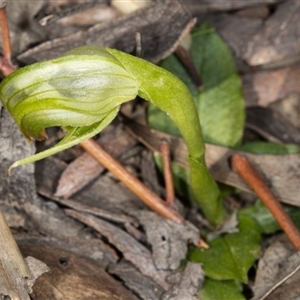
[36, 156, 146, 218]
[108, 260, 165, 300]
[184, 0, 284, 15]
[41, 185, 142, 238]
[17, 0, 195, 64]
[246, 107, 300, 144]
[0, 108, 83, 239]
[197, 13, 263, 72]
[65, 209, 171, 290]
[19, 245, 138, 300]
[271, 94, 300, 129]
[16, 235, 118, 269]
[124, 119, 300, 206]
[244, 0, 300, 66]
[55, 125, 137, 198]
[252, 235, 300, 300]
[162, 262, 204, 300]
[243, 64, 300, 107]
[133, 211, 199, 270]
[0, 209, 49, 300]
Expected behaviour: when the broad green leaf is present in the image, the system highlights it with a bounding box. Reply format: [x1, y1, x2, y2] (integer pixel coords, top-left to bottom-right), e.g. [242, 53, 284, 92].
[188, 213, 261, 282]
[199, 279, 244, 300]
[238, 142, 300, 155]
[241, 201, 300, 235]
[196, 74, 244, 146]
[191, 24, 245, 147]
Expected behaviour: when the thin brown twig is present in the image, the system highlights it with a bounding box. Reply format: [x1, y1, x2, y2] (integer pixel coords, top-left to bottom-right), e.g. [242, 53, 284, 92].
[231, 154, 300, 251]
[0, 2, 12, 63]
[160, 139, 175, 205]
[80, 138, 184, 223]
[0, 55, 14, 76]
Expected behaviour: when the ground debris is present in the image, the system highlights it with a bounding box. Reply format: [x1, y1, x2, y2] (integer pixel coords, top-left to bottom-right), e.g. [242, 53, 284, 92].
[18, 0, 195, 64]
[65, 209, 171, 290]
[252, 235, 300, 300]
[162, 262, 204, 300]
[134, 211, 200, 270]
[20, 245, 137, 300]
[55, 124, 137, 198]
[244, 0, 300, 66]
[109, 260, 165, 300]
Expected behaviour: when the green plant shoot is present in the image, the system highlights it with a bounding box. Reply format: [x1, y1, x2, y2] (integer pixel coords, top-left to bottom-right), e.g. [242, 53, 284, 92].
[0, 46, 226, 226]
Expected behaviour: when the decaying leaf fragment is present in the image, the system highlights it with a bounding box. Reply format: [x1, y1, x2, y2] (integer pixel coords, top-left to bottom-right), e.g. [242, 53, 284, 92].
[244, 0, 300, 66]
[0, 209, 49, 300]
[252, 235, 300, 300]
[135, 211, 199, 270]
[18, 0, 195, 64]
[20, 245, 137, 300]
[162, 262, 204, 300]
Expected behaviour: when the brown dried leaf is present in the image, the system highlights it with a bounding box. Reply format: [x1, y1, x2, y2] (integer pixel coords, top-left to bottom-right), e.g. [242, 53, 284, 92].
[234, 5, 270, 19]
[184, 0, 283, 15]
[246, 107, 300, 144]
[55, 125, 136, 198]
[244, 0, 300, 66]
[19, 245, 137, 300]
[0, 209, 49, 300]
[124, 119, 300, 206]
[66, 209, 171, 290]
[18, 0, 195, 64]
[16, 235, 118, 269]
[243, 64, 300, 107]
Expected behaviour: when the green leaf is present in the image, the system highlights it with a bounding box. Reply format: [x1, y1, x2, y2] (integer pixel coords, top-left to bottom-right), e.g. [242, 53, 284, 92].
[148, 24, 245, 148]
[196, 74, 244, 146]
[238, 142, 300, 155]
[199, 279, 245, 300]
[188, 213, 261, 282]
[191, 24, 245, 147]
[240, 201, 300, 235]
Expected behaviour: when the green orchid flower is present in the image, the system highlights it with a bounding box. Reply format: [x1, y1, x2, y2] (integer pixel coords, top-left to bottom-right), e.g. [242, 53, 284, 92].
[0, 46, 226, 226]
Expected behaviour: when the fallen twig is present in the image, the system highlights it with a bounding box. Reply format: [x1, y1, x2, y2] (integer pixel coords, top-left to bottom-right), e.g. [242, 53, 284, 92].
[80, 139, 184, 223]
[231, 154, 300, 250]
[160, 140, 175, 205]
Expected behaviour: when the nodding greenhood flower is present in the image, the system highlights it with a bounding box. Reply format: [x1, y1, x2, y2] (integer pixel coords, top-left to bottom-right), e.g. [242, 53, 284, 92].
[0, 46, 226, 226]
